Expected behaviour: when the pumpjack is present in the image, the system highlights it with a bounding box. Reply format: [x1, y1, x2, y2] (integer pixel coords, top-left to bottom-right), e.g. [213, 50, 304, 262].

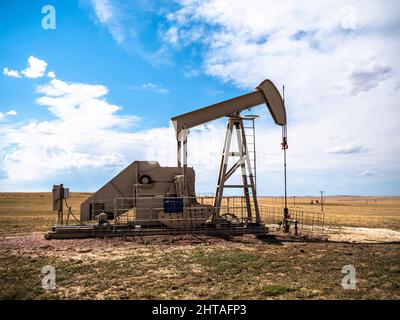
[45, 79, 286, 239]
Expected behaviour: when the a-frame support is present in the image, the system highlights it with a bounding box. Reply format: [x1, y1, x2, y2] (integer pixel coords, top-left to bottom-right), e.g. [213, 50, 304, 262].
[213, 114, 260, 224]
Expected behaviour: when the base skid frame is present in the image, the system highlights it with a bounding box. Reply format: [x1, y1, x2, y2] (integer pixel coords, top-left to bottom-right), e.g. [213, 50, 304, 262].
[44, 222, 269, 240]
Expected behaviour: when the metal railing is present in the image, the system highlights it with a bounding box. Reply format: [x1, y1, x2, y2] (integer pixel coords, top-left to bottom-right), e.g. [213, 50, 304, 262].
[260, 206, 325, 239]
[86, 195, 325, 239]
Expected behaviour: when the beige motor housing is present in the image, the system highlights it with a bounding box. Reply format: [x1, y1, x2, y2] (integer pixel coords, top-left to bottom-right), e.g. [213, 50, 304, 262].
[80, 161, 213, 228]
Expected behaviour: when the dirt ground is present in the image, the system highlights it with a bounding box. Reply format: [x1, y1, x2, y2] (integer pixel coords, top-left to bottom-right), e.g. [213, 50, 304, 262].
[1, 232, 399, 300]
[0, 193, 399, 299]
[325, 226, 400, 243]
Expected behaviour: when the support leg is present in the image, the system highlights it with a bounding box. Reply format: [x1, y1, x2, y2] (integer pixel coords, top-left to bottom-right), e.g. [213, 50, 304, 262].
[240, 122, 261, 223]
[177, 140, 181, 168]
[214, 120, 234, 218]
[182, 129, 188, 196]
[235, 121, 252, 221]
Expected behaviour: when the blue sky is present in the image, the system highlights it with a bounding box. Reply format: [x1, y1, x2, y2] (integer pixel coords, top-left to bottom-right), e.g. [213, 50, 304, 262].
[0, 0, 399, 196]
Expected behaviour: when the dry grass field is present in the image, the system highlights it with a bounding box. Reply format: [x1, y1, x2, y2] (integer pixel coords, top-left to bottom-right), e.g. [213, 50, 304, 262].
[259, 196, 400, 231]
[0, 192, 399, 300]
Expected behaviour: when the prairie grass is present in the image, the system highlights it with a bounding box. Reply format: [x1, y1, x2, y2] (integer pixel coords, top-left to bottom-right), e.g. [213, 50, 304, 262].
[0, 193, 399, 299]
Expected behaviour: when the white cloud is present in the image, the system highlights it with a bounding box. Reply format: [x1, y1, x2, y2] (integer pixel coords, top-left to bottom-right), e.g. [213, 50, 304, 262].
[341, 5, 357, 30]
[0, 76, 144, 182]
[182, 66, 200, 78]
[337, 53, 392, 95]
[130, 82, 170, 94]
[0, 109, 18, 120]
[3, 56, 49, 79]
[47, 71, 56, 78]
[86, 1, 179, 67]
[21, 56, 48, 78]
[326, 143, 367, 155]
[90, 0, 113, 23]
[35, 78, 140, 129]
[359, 170, 375, 177]
[89, 0, 125, 44]
[3, 67, 21, 78]
[163, 26, 179, 45]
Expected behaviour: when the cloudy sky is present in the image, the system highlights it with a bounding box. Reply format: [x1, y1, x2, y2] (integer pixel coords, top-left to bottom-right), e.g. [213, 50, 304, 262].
[0, 0, 399, 196]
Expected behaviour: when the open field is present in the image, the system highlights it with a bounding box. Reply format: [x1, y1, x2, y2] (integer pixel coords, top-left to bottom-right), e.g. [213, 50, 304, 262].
[0, 193, 90, 236]
[259, 196, 400, 231]
[0, 193, 399, 299]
